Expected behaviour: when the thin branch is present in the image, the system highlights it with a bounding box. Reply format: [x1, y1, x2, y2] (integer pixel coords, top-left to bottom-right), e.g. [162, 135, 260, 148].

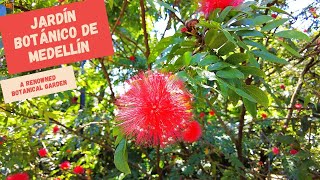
[77, 121, 109, 131]
[99, 58, 116, 103]
[205, 99, 237, 145]
[111, 0, 129, 35]
[0, 106, 114, 152]
[236, 104, 246, 164]
[139, 0, 151, 68]
[285, 58, 317, 125]
[156, 144, 162, 179]
[115, 30, 145, 53]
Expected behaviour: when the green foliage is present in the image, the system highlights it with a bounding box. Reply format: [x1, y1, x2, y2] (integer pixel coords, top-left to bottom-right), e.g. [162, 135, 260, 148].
[0, 0, 319, 179]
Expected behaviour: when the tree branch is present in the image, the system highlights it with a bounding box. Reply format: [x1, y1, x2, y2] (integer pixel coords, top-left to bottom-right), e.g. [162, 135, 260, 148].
[139, 0, 151, 68]
[99, 58, 116, 103]
[285, 58, 317, 125]
[111, 0, 129, 35]
[205, 99, 237, 145]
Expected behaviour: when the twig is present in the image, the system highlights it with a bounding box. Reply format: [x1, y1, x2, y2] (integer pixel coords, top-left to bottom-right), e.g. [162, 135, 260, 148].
[237, 104, 246, 164]
[156, 144, 162, 179]
[111, 0, 129, 35]
[98, 58, 116, 103]
[115, 30, 145, 53]
[285, 58, 317, 125]
[205, 99, 237, 145]
[0, 106, 114, 152]
[77, 121, 109, 131]
[139, 0, 151, 68]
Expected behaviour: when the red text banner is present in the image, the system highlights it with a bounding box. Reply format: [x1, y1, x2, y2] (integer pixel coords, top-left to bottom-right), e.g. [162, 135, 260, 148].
[0, 0, 114, 74]
[0, 66, 77, 103]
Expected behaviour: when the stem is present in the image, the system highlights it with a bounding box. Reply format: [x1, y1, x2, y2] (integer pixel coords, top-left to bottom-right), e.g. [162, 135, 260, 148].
[285, 58, 316, 125]
[139, 0, 151, 68]
[237, 104, 246, 164]
[156, 144, 162, 179]
[111, 0, 129, 35]
[99, 58, 116, 103]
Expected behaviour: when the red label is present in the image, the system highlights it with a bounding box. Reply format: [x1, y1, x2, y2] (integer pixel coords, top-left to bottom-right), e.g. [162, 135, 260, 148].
[0, 0, 114, 74]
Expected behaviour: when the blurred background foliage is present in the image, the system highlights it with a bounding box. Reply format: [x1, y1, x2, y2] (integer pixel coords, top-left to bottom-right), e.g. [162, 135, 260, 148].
[0, 0, 319, 179]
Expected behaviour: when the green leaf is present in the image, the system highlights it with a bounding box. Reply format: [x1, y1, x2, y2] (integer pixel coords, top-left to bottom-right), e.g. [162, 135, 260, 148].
[261, 18, 288, 31]
[114, 139, 131, 175]
[243, 85, 269, 107]
[236, 30, 264, 37]
[270, 6, 291, 16]
[108, 0, 114, 9]
[157, 0, 176, 12]
[218, 6, 233, 22]
[205, 30, 228, 49]
[276, 135, 296, 145]
[198, 20, 220, 29]
[208, 62, 231, 71]
[243, 98, 257, 117]
[216, 68, 245, 79]
[243, 39, 268, 51]
[238, 66, 266, 77]
[198, 55, 219, 66]
[222, 30, 237, 46]
[278, 41, 302, 57]
[217, 78, 256, 102]
[149, 36, 179, 63]
[183, 51, 192, 66]
[301, 116, 311, 133]
[252, 15, 273, 26]
[275, 30, 311, 41]
[225, 53, 249, 65]
[252, 50, 289, 64]
[218, 42, 236, 56]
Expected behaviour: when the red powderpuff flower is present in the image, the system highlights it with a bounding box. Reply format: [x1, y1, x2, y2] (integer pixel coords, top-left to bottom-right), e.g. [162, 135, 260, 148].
[181, 27, 188, 33]
[38, 148, 48, 157]
[183, 121, 202, 143]
[290, 149, 298, 155]
[261, 113, 267, 119]
[200, 0, 244, 16]
[73, 166, 85, 174]
[53, 125, 60, 134]
[272, 147, 280, 155]
[60, 161, 71, 170]
[116, 71, 193, 147]
[6, 172, 29, 180]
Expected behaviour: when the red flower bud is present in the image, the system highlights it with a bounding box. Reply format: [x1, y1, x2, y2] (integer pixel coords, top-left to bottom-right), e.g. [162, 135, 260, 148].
[209, 110, 215, 116]
[38, 148, 48, 157]
[73, 166, 85, 174]
[181, 27, 188, 33]
[290, 149, 298, 155]
[272, 147, 280, 155]
[60, 161, 71, 170]
[294, 103, 302, 109]
[129, 56, 135, 61]
[53, 125, 60, 135]
[261, 113, 267, 119]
